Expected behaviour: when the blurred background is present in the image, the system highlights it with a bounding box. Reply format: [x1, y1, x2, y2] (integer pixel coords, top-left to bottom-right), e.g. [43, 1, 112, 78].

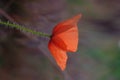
[0, 0, 120, 80]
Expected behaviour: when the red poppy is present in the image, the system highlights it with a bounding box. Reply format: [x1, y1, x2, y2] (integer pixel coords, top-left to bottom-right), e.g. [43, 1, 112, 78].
[48, 14, 81, 70]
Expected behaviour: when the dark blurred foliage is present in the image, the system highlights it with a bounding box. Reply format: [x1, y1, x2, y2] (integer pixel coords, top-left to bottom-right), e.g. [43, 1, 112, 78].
[66, 0, 120, 80]
[0, 0, 120, 80]
[0, 0, 66, 80]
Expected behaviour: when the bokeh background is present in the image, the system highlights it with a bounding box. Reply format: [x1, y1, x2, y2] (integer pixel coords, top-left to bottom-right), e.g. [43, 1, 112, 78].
[0, 0, 120, 80]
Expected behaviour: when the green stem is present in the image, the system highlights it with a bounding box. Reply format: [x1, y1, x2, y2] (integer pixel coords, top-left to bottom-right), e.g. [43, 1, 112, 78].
[0, 20, 51, 38]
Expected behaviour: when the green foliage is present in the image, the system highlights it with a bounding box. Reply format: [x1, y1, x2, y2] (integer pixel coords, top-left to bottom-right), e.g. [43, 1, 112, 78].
[85, 47, 108, 63]
[108, 47, 120, 79]
[84, 44, 120, 80]
[67, 0, 85, 5]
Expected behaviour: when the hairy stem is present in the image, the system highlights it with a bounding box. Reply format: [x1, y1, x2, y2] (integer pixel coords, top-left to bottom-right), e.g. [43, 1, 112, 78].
[0, 20, 51, 38]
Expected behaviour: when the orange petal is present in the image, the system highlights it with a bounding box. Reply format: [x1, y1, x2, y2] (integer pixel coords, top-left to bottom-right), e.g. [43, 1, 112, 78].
[48, 14, 81, 70]
[51, 36, 67, 51]
[48, 40, 68, 70]
[56, 25, 78, 52]
[52, 14, 81, 52]
[53, 14, 81, 35]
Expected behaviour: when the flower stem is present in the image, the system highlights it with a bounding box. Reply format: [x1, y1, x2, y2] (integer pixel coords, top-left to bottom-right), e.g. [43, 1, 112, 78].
[0, 20, 51, 38]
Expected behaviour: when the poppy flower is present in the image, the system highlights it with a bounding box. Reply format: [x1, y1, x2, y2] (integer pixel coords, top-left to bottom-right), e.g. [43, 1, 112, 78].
[48, 14, 81, 70]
